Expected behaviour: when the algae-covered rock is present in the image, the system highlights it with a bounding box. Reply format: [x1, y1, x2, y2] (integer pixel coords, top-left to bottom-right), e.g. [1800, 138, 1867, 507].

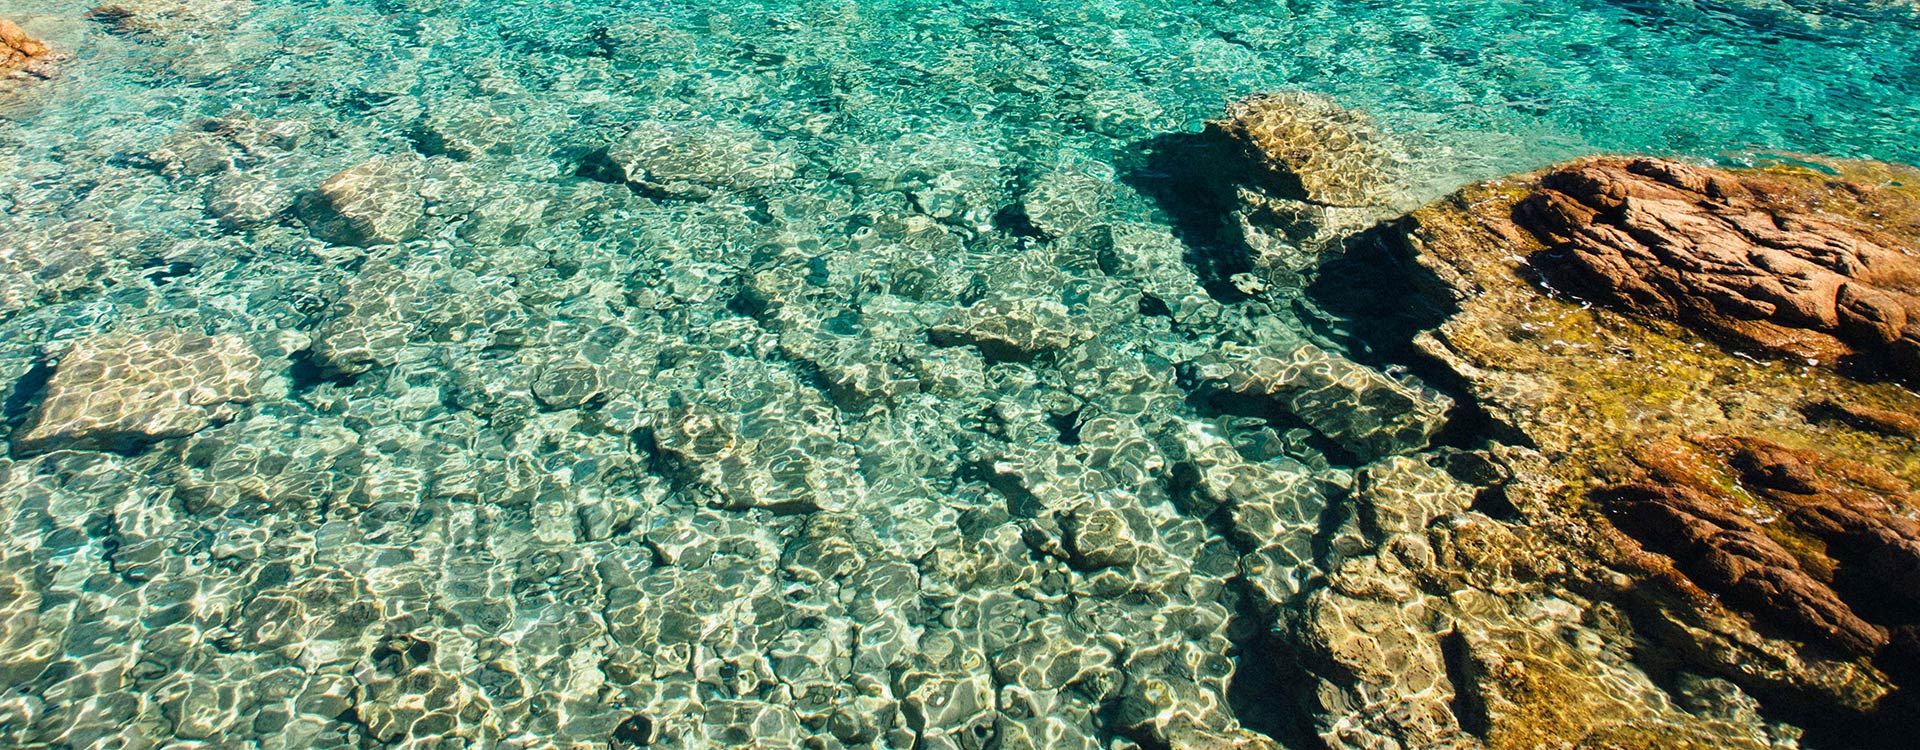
[13, 328, 260, 454]
[1290, 454, 1799, 750]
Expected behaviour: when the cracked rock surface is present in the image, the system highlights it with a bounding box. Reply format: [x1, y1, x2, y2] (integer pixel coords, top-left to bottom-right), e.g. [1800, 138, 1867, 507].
[1518, 157, 1920, 378]
[1355, 153, 1920, 747]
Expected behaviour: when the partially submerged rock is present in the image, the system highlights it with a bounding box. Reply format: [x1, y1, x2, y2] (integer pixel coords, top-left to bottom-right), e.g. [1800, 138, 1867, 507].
[1374, 153, 1920, 740]
[0, 19, 54, 83]
[1291, 454, 1794, 750]
[13, 328, 260, 454]
[1600, 436, 1920, 657]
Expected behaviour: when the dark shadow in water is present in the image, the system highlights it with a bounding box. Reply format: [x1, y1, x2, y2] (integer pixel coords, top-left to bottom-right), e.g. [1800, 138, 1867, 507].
[1300, 223, 1526, 452]
[1225, 604, 1330, 750]
[1117, 131, 1253, 302]
[286, 348, 359, 393]
[1, 354, 55, 430]
[1438, 628, 1490, 737]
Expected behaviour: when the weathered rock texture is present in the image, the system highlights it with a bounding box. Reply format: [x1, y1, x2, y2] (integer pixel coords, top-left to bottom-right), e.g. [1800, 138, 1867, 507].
[1209, 91, 1398, 208]
[13, 328, 260, 454]
[1517, 158, 1920, 379]
[0, 19, 52, 81]
[1600, 436, 1920, 658]
[1381, 154, 1920, 744]
[1205, 91, 1409, 275]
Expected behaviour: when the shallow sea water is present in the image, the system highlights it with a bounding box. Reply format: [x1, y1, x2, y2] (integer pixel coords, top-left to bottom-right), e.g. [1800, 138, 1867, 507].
[1, 0, 1918, 748]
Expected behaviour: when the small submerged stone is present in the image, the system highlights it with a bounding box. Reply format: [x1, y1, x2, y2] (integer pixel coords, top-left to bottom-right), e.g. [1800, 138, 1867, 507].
[299, 155, 430, 247]
[205, 171, 296, 229]
[13, 327, 260, 455]
[531, 359, 605, 411]
[589, 119, 796, 201]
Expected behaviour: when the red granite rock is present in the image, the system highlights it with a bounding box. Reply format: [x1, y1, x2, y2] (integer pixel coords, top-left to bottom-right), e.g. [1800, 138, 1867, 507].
[1599, 480, 1888, 655]
[0, 20, 52, 79]
[1515, 157, 1920, 378]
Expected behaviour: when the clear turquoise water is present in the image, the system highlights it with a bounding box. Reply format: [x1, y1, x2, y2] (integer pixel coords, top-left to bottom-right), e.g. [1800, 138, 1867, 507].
[0, 1, 1916, 748]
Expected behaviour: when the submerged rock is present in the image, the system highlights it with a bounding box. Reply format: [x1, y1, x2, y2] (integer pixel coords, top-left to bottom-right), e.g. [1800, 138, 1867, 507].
[930, 295, 1093, 361]
[13, 328, 260, 454]
[299, 155, 430, 247]
[1194, 342, 1452, 461]
[1209, 91, 1399, 208]
[1207, 91, 1408, 274]
[205, 171, 296, 229]
[589, 119, 797, 201]
[86, 1, 255, 38]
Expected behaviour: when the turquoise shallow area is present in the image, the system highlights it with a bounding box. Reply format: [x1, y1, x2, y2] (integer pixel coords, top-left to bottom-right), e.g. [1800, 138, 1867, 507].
[0, 1, 1915, 749]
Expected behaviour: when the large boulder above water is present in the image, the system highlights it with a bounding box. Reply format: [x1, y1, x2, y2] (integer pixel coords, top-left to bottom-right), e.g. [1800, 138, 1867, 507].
[1372, 153, 1920, 742]
[1516, 157, 1920, 378]
[12, 328, 260, 455]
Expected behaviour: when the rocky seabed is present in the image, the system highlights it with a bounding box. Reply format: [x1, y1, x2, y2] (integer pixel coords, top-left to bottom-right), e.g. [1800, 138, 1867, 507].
[2, 3, 1919, 750]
